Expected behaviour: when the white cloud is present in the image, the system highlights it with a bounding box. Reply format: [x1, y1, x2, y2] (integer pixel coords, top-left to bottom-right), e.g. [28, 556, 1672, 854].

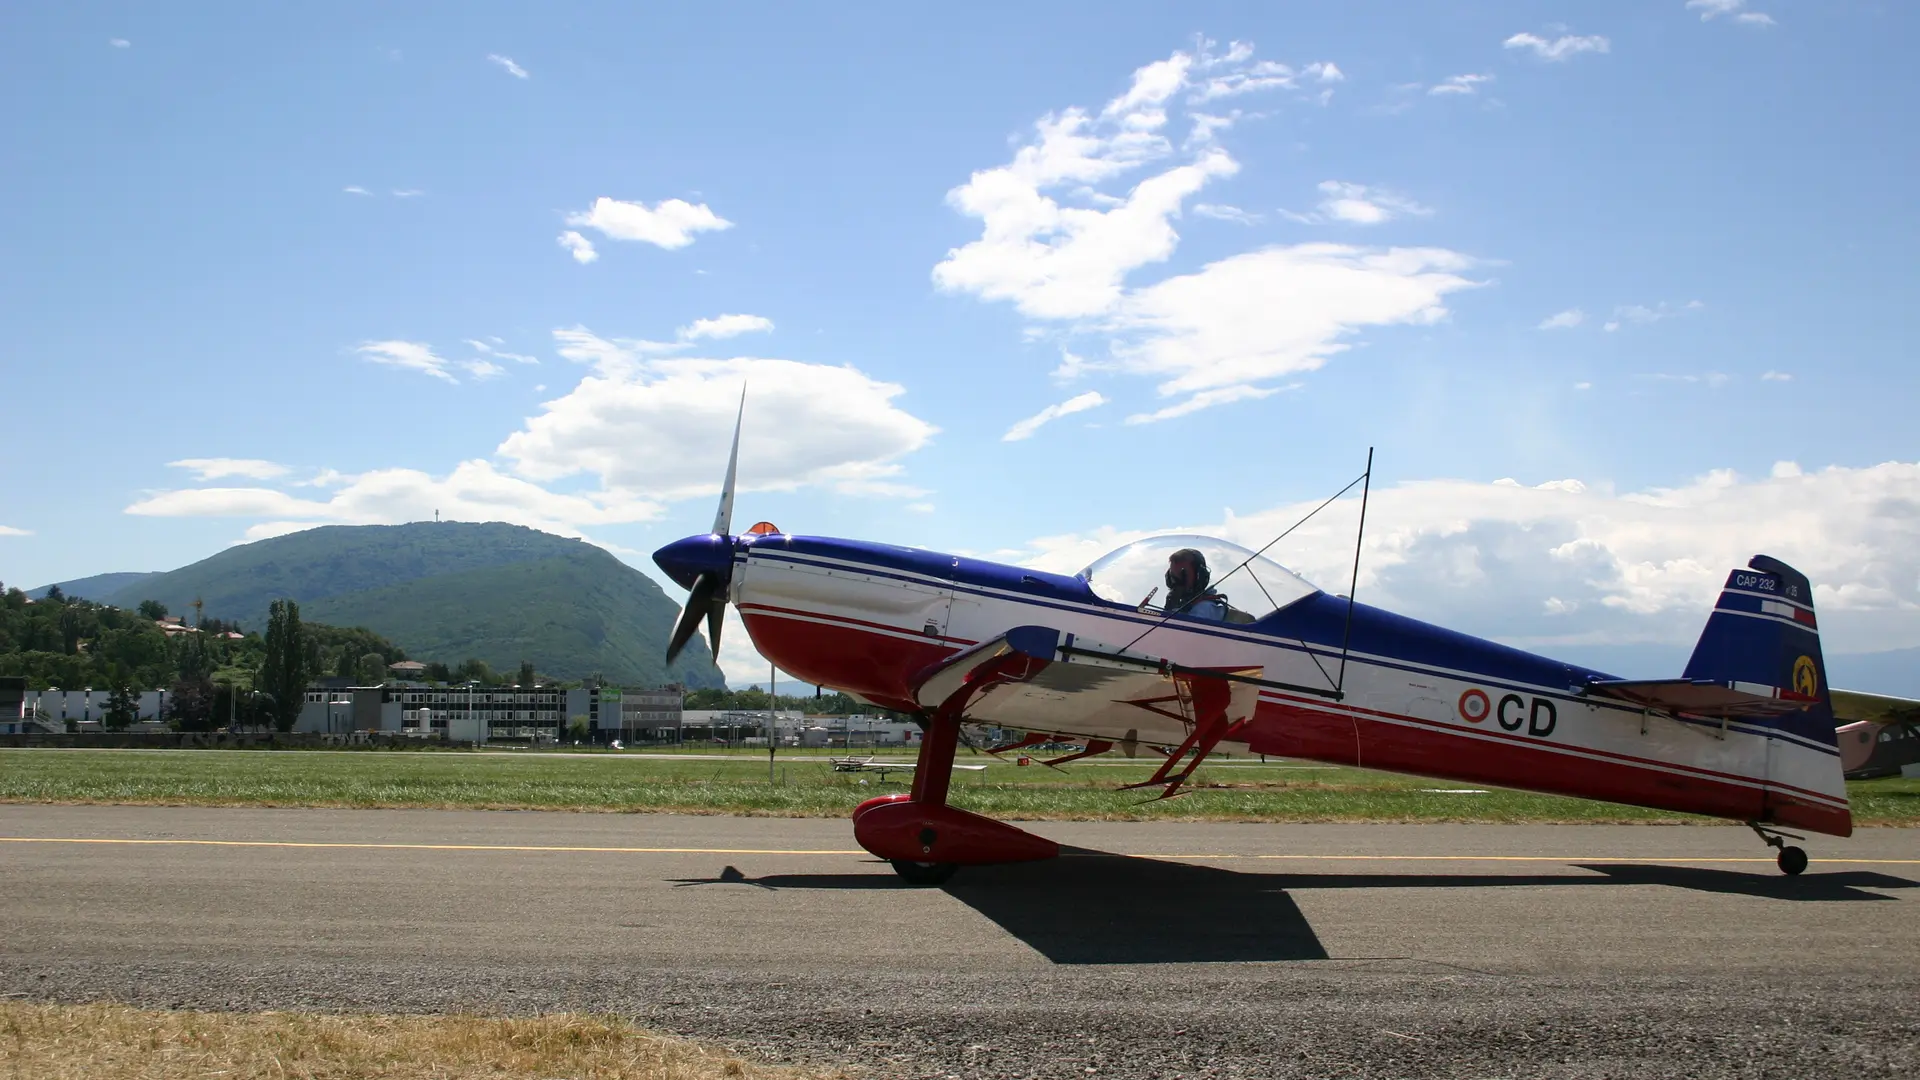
[1305, 61, 1344, 83]
[463, 360, 506, 380]
[680, 314, 774, 341]
[557, 230, 598, 264]
[0, 526, 32, 537]
[168, 458, 292, 482]
[392, 188, 424, 198]
[1688, 0, 1774, 24]
[1762, 370, 1793, 382]
[1537, 308, 1586, 330]
[1124, 384, 1286, 424]
[1602, 299, 1703, 332]
[1306, 181, 1432, 226]
[1502, 32, 1611, 61]
[1430, 73, 1493, 96]
[936, 42, 1478, 423]
[343, 186, 370, 196]
[564, 197, 732, 251]
[355, 340, 459, 383]
[1010, 460, 1920, 655]
[493, 327, 937, 502]
[1003, 391, 1108, 441]
[932, 39, 1331, 322]
[109, 39, 130, 48]
[1573, 381, 1593, 390]
[127, 460, 662, 544]
[487, 54, 529, 79]
[466, 340, 538, 365]
[1105, 244, 1479, 403]
[1193, 203, 1261, 224]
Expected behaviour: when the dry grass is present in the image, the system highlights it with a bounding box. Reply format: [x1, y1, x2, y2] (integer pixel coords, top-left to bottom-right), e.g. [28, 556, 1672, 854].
[0, 1001, 847, 1080]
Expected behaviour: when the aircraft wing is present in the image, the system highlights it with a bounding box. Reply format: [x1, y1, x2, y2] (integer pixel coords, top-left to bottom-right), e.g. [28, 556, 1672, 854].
[1583, 677, 1815, 719]
[1830, 688, 1920, 725]
[909, 625, 1264, 744]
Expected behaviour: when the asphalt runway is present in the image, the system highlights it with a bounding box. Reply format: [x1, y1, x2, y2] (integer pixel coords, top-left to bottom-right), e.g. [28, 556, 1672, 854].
[3, 805, 1917, 1078]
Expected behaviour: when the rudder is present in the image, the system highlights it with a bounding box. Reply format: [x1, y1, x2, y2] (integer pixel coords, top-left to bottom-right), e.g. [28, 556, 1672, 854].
[1682, 554, 1835, 746]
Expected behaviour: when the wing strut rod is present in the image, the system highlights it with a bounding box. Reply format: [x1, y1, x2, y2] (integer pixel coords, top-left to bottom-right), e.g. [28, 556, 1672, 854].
[1335, 447, 1373, 695]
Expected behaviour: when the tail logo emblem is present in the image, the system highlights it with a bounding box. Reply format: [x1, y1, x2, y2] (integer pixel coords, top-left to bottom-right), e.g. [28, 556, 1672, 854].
[1793, 655, 1819, 698]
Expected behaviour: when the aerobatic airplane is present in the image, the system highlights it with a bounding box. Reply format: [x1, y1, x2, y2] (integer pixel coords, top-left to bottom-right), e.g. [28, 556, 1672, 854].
[655, 404, 1903, 885]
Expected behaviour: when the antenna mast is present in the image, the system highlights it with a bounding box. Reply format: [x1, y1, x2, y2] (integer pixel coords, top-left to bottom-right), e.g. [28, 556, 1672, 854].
[1335, 448, 1374, 695]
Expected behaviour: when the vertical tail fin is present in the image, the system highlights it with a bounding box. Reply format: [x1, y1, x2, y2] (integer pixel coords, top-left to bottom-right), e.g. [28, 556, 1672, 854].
[1684, 555, 1835, 747]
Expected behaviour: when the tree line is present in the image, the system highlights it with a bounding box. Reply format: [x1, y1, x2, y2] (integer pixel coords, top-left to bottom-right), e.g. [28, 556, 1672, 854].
[0, 585, 379, 732]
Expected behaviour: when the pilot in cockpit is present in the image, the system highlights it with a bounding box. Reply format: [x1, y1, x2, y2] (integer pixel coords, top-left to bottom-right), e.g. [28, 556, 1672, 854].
[1164, 548, 1230, 621]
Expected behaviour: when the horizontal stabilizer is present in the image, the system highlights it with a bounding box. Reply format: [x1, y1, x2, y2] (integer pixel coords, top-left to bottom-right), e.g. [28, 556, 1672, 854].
[1586, 677, 1814, 719]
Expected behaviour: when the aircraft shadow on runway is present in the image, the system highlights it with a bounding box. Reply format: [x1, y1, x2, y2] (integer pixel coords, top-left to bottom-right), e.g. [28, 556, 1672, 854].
[669, 850, 1916, 965]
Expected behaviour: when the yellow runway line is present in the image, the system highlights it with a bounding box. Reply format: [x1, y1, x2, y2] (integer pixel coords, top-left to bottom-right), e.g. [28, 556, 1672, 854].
[0, 836, 1916, 865]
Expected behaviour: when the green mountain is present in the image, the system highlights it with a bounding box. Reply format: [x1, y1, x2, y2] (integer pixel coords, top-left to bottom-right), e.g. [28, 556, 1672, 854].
[100, 522, 722, 688]
[28, 572, 159, 602]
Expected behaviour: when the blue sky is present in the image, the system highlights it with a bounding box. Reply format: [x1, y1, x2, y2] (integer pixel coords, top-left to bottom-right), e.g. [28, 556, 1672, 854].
[3, 1, 1916, 685]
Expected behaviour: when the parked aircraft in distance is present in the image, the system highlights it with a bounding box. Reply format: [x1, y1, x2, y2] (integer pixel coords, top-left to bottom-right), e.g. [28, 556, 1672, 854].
[656, 400, 1914, 884]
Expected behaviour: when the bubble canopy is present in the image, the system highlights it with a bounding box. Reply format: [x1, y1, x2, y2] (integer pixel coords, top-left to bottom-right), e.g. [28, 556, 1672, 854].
[1076, 534, 1319, 621]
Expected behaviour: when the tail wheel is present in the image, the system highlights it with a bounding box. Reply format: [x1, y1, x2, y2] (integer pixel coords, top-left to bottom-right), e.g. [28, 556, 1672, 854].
[890, 860, 958, 886]
[1777, 846, 1809, 876]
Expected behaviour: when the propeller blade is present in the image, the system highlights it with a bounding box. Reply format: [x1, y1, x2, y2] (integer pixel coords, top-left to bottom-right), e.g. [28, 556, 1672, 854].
[705, 592, 725, 658]
[711, 386, 745, 536]
[666, 572, 722, 664]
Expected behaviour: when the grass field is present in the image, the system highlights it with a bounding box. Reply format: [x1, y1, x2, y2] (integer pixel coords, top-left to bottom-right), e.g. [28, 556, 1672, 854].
[2, 748, 1915, 824]
[0, 1001, 836, 1080]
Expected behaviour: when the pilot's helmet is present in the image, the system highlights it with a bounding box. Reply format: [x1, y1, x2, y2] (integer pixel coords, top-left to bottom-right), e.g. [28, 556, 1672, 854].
[1165, 548, 1211, 593]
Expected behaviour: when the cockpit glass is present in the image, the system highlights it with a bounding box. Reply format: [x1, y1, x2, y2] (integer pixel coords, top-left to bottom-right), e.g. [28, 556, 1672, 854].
[1075, 534, 1319, 621]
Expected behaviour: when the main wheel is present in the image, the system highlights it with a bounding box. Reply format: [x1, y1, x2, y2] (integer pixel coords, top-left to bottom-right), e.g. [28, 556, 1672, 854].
[1777, 845, 1808, 876]
[890, 859, 958, 886]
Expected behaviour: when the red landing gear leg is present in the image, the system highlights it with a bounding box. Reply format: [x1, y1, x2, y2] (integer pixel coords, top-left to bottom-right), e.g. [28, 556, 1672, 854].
[852, 705, 1059, 886]
[1118, 676, 1237, 800]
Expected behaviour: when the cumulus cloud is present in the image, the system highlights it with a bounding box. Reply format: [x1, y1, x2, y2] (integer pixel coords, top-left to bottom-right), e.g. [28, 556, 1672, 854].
[1106, 245, 1478, 401]
[1502, 32, 1611, 61]
[564, 197, 732, 251]
[168, 459, 291, 482]
[1537, 309, 1586, 330]
[934, 41, 1478, 422]
[1011, 460, 1920, 655]
[557, 230, 598, 264]
[0, 526, 31, 537]
[680, 314, 774, 341]
[494, 327, 937, 501]
[1688, 0, 1775, 24]
[487, 54, 529, 78]
[1003, 391, 1108, 441]
[1430, 73, 1494, 96]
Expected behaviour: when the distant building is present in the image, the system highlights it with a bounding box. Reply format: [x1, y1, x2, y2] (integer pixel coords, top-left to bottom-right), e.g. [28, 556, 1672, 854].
[296, 683, 681, 743]
[387, 660, 427, 677]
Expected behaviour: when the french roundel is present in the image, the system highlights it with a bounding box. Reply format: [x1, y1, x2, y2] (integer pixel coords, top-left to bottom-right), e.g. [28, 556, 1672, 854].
[1458, 689, 1491, 723]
